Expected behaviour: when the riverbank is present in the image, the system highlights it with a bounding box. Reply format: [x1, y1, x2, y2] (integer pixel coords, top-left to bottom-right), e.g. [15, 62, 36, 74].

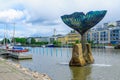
[0, 57, 52, 80]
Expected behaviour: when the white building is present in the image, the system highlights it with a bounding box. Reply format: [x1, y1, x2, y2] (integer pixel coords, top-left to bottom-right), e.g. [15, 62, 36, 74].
[27, 37, 50, 44]
[87, 21, 120, 45]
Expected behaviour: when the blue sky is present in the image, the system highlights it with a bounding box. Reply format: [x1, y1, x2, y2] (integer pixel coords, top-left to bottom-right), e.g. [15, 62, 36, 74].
[0, 0, 120, 39]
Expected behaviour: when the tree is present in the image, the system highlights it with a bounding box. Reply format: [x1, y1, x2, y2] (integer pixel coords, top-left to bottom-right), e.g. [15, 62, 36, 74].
[53, 41, 61, 47]
[1, 38, 10, 44]
[13, 38, 27, 45]
[20, 38, 26, 44]
[35, 41, 48, 46]
[88, 40, 94, 47]
[75, 40, 80, 44]
[108, 24, 115, 27]
[31, 38, 36, 44]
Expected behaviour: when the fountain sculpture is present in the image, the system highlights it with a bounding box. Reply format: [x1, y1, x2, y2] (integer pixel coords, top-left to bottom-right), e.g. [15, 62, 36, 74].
[61, 10, 107, 66]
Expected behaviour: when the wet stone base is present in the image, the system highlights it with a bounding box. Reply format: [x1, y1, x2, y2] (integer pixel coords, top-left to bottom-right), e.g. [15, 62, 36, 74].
[69, 43, 94, 66]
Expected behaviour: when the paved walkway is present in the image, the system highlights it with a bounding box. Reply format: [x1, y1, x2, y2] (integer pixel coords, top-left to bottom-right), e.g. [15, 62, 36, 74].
[0, 59, 36, 80]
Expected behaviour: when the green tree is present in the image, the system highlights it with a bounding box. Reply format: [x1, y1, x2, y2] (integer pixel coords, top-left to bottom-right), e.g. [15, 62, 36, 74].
[53, 41, 61, 47]
[88, 40, 94, 47]
[35, 41, 48, 46]
[108, 24, 115, 27]
[20, 38, 26, 44]
[1, 38, 10, 44]
[31, 38, 36, 44]
[75, 40, 80, 44]
[14, 38, 27, 45]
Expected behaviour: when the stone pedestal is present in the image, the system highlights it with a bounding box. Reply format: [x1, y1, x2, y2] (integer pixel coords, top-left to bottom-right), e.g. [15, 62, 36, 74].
[69, 43, 94, 66]
[83, 43, 94, 64]
[69, 44, 86, 66]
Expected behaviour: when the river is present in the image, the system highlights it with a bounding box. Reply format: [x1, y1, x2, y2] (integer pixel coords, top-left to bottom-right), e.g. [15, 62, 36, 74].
[9, 47, 120, 80]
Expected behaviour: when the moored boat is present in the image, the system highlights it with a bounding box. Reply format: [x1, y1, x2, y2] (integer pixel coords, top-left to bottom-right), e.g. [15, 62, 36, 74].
[114, 44, 120, 49]
[8, 46, 29, 53]
[105, 46, 114, 49]
[46, 44, 54, 47]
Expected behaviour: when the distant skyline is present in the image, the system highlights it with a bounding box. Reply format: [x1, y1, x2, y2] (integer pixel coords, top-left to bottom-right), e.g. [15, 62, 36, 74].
[0, 0, 120, 39]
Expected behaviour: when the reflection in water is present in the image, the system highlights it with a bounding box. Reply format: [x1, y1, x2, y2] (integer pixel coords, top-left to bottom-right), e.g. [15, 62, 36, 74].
[70, 66, 92, 80]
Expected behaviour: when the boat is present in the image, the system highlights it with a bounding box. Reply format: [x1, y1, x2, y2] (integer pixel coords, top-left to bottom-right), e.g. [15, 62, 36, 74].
[8, 46, 29, 53]
[41, 45, 46, 48]
[114, 44, 120, 49]
[46, 44, 54, 47]
[105, 46, 114, 49]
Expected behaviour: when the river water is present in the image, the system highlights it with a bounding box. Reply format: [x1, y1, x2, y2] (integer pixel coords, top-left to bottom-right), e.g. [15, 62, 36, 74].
[11, 47, 120, 80]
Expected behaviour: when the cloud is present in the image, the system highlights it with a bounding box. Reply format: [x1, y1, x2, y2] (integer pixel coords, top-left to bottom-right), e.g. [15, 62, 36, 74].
[1, 0, 120, 23]
[14, 0, 119, 28]
[0, 9, 26, 23]
[0, 0, 120, 38]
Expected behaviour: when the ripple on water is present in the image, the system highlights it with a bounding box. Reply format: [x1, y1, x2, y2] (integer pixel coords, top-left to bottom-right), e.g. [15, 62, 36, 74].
[92, 64, 112, 67]
[58, 62, 69, 65]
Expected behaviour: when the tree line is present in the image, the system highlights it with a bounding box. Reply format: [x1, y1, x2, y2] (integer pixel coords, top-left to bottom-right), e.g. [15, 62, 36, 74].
[0, 38, 48, 46]
[0, 37, 62, 47]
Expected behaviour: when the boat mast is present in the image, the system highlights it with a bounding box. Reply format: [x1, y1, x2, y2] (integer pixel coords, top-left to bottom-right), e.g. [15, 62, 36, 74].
[3, 23, 8, 48]
[5, 24, 8, 47]
[13, 22, 15, 46]
[3, 24, 6, 47]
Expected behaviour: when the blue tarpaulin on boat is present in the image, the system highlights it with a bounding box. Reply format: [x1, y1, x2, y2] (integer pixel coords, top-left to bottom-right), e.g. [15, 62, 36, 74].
[13, 47, 24, 50]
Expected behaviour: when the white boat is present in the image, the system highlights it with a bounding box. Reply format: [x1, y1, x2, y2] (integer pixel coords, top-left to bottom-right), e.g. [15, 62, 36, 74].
[41, 45, 46, 48]
[105, 46, 114, 49]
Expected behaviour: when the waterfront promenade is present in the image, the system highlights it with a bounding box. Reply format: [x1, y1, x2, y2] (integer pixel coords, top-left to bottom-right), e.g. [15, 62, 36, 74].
[0, 58, 51, 80]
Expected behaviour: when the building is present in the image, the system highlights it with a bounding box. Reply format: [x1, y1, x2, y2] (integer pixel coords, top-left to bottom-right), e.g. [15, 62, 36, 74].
[57, 35, 67, 44]
[66, 31, 81, 44]
[116, 20, 120, 26]
[27, 37, 50, 44]
[87, 20, 120, 45]
[110, 27, 120, 44]
[57, 31, 81, 44]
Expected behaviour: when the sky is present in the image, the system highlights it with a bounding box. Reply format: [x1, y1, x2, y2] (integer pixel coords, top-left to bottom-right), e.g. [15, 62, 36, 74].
[0, 0, 120, 39]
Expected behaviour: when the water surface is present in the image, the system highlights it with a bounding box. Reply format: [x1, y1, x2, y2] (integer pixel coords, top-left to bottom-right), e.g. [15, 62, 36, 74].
[11, 47, 120, 80]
